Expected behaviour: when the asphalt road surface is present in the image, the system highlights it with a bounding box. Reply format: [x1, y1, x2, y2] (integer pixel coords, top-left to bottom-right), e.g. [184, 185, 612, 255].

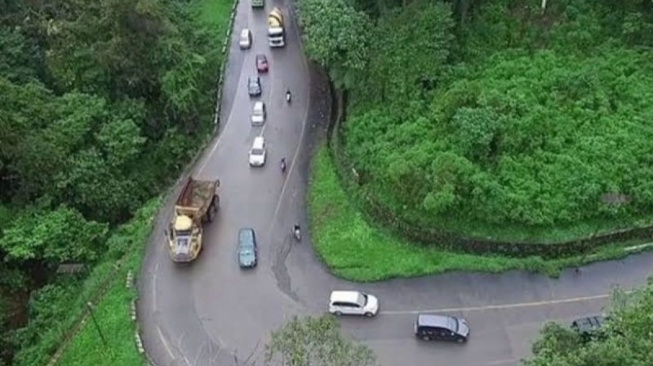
[137, 1, 653, 365]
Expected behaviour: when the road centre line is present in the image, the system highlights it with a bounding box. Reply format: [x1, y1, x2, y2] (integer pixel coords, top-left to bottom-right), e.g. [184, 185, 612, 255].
[266, 13, 312, 235]
[380, 292, 624, 315]
[151, 262, 159, 311]
[156, 325, 176, 360]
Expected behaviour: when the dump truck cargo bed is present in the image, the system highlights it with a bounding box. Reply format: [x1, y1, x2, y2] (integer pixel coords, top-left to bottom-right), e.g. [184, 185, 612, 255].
[174, 177, 220, 221]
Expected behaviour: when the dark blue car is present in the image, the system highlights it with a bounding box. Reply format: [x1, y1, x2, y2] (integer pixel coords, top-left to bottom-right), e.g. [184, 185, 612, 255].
[238, 228, 257, 269]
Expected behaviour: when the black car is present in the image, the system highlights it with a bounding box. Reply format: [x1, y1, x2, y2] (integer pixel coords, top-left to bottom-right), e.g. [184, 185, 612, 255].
[238, 228, 257, 269]
[414, 314, 470, 343]
[571, 315, 606, 341]
[248, 76, 261, 97]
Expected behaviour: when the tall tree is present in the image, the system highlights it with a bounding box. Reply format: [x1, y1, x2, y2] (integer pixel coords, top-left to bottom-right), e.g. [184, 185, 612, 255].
[265, 315, 377, 366]
[297, 0, 372, 89]
[523, 282, 653, 366]
[0, 206, 108, 265]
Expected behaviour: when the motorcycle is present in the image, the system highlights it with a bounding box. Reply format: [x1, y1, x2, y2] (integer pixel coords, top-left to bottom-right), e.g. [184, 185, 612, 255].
[286, 91, 292, 104]
[293, 225, 301, 241]
[280, 158, 287, 173]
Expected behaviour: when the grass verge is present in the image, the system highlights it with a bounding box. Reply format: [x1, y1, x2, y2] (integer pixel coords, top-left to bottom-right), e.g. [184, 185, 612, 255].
[56, 199, 160, 366]
[194, 0, 234, 28]
[309, 146, 651, 282]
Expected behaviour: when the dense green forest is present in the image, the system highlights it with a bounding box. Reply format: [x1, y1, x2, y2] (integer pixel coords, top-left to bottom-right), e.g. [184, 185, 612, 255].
[524, 279, 653, 366]
[0, 0, 221, 364]
[297, 0, 653, 239]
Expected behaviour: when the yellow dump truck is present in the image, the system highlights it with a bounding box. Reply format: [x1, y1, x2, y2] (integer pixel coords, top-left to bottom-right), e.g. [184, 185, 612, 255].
[166, 177, 220, 263]
[268, 7, 285, 47]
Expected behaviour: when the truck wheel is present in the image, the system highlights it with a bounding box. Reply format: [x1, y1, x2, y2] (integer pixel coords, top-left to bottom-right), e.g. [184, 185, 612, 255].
[212, 195, 219, 213]
[207, 206, 214, 223]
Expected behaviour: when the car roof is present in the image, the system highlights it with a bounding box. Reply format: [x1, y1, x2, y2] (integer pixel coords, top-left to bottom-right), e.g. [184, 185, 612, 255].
[572, 315, 604, 332]
[254, 101, 264, 108]
[330, 291, 363, 303]
[417, 314, 455, 329]
[238, 228, 255, 245]
[241, 29, 250, 35]
[252, 136, 265, 147]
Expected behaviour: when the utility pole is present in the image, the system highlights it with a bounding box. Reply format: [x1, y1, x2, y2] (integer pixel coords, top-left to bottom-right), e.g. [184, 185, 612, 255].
[86, 301, 107, 347]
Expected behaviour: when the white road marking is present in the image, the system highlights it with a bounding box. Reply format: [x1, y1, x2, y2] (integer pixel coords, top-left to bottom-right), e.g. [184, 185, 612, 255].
[484, 358, 520, 366]
[266, 11, 312, 234]
[193, 341, 206, 366]
[157, 325, 176, 359]
[177, 331, 192, 366]
[381, 292, 621, 315]
[197, 44, 251, 175]
[151, 262, 159, 311]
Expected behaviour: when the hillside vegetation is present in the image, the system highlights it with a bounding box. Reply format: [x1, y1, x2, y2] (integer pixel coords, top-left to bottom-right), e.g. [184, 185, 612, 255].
[525, 280, 653, 366]
[0, 0, 224, 364]
[297, 0, 653, 241]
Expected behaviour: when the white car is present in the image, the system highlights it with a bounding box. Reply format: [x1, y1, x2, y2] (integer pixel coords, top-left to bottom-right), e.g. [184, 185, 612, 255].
[251, 101, 266, 126]
[239, 29, 252, 49]
[328, 290, 379, 317]
[248, 136, 266, 166]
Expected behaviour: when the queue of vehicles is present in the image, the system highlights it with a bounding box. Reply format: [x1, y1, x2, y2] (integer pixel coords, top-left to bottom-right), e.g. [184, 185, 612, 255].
[166, 2, 285, 266]
[166, 0, 476, 347]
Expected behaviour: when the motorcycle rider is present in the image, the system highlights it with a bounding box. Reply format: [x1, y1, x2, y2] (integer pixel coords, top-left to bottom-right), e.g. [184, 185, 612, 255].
[280, 157, 287, 172]
[293, 222, 301, 238]
[286, 89, 292, 103]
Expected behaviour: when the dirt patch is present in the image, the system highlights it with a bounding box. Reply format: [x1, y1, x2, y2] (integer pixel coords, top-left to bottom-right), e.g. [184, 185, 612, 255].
[313, 202, 338, 227]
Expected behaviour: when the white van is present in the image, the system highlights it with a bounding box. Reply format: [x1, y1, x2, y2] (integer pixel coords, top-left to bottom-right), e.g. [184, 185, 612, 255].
[239, 29, 252, 49]
[248, 136, 266, 166]
[328, 290, 379, 317]
[251, 101, 266, 125]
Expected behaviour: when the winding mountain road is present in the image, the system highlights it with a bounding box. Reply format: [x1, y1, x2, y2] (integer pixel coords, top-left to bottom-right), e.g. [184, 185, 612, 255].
[137, 1, 653, 365]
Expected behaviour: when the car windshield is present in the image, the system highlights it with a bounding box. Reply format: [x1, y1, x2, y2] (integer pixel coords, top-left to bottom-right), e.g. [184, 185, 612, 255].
[449, 317, 459, 332]
[175, 229, 192, 237]
[251, 148, 264, 155]
[362, 293, 368, 305]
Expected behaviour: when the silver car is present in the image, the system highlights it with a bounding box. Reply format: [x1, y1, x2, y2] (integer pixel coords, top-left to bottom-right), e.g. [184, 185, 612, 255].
[248, 76, 261, 97]
[251, 101, 266, 125]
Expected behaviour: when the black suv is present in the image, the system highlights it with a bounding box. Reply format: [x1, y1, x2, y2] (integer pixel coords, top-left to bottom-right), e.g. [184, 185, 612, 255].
[414, 314, 470, 343]
[571, 315, 606, 341]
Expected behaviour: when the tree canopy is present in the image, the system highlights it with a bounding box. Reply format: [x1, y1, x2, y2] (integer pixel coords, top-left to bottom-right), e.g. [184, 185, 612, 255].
[0, 0, 223, 363]
[524, 281, 653, 366]
[297, 0, 653, 237]
[265, 315, 376, 366]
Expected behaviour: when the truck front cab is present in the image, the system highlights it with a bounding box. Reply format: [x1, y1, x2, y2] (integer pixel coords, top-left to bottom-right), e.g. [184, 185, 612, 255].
[167, 215, 202, 262]
[267, 8, 285, 47]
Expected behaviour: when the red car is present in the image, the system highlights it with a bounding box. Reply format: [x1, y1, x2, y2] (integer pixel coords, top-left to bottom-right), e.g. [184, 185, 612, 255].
[256, 54, 269, 73]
